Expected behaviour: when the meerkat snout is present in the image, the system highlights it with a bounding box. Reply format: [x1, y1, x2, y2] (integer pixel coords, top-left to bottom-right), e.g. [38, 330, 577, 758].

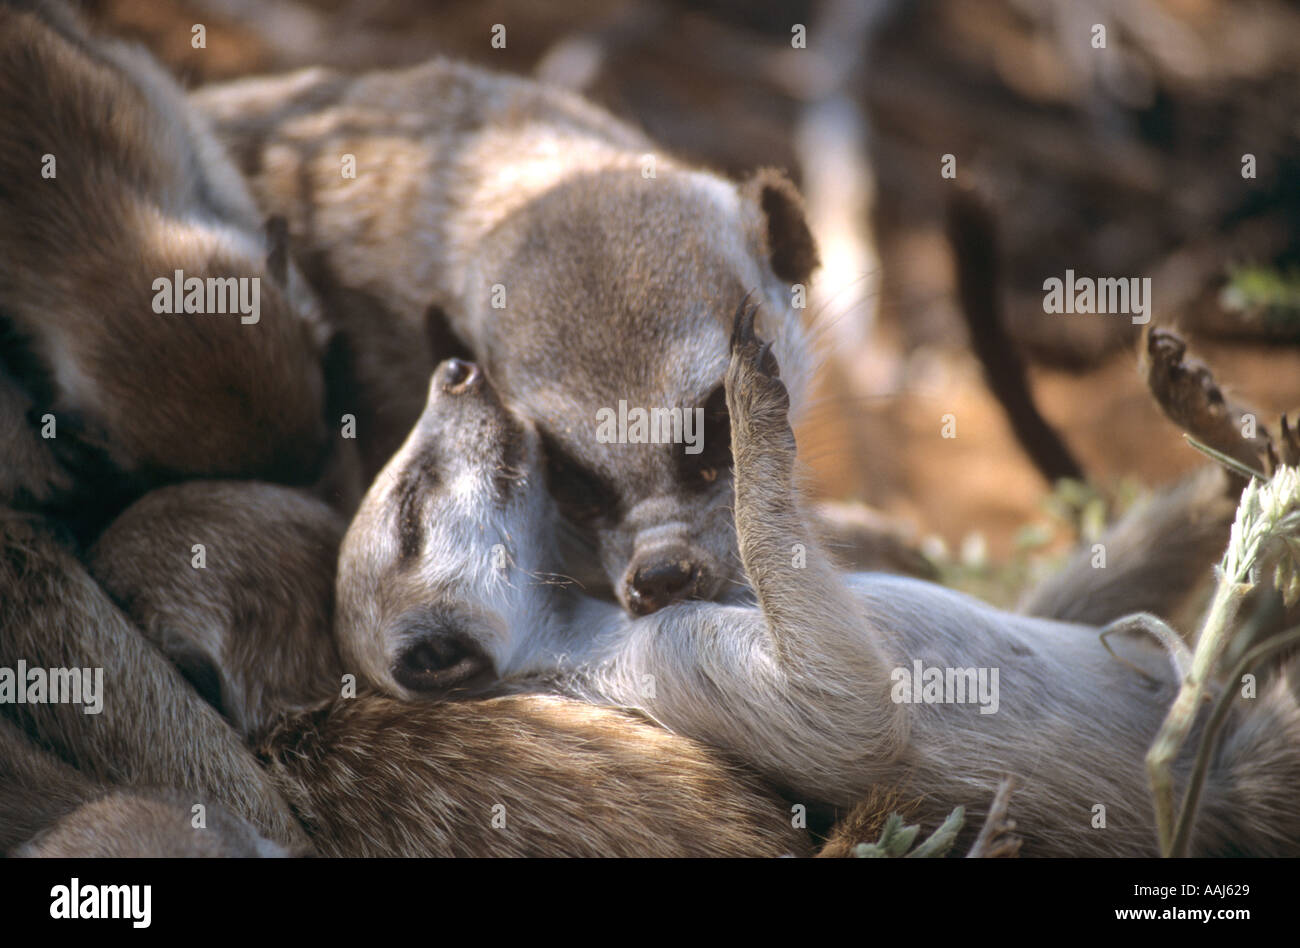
[626, 551, 706, 615]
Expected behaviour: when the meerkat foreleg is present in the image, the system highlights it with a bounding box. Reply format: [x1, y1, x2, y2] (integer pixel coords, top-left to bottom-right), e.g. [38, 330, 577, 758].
[723, 296, 907, 761]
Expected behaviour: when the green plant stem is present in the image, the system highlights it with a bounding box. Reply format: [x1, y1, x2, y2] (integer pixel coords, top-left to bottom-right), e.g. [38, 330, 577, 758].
[1169, 625, 1300, 857]
[1146, 579, 1250, 856]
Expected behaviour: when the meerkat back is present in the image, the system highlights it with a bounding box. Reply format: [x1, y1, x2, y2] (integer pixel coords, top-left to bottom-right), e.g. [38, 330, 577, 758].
[0, 2, 329, 518]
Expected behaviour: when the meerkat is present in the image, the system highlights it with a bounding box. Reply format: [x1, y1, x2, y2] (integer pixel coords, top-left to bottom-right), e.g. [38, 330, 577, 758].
[256, 693, 816, 858]
[0, 508, 311, 851]
[0, 363, 74, 511]
[1, 713, 290, 857]
[0, 712, 102, 852]
[86, 478, 810, 857]
[0, 1, 333, 532]
[191, 59, 819, 615]
[334, 325, 1300, 857]
[87, 481, 347, 738]
[13, 790, 293, 858]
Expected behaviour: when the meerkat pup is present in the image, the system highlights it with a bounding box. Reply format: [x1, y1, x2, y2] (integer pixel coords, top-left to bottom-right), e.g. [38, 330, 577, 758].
[12, 790, 293, 858]
[335, 319, 1300, 857]
[2, 713, 290, 857]
[0, 1, 331, 527]
[88, 481, 347, 738]
[0, 508, 311, 851]
[192, 58, 818, 614]
[88, 478, 809, 857]
[0, 713, 102, 853]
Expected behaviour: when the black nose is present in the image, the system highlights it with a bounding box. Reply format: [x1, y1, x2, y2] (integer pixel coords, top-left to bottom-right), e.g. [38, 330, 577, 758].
[392, 626, 493, 696]
[627, 557, 698, 615]
[439, 358, 482, 394]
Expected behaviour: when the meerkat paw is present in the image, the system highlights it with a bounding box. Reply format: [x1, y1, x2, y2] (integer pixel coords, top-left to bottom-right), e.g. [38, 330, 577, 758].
[726, 293, 795, 461]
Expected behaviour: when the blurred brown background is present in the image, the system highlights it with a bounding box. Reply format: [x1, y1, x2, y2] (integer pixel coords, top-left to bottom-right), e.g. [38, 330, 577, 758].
[84, 0, 1300, 580]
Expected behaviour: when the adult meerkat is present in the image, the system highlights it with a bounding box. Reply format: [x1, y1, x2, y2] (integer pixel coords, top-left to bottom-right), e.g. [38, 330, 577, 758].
[335, 328, 1300, 857]
[0, 509, 310, 851]
[0, 1, 331, 528]
[192, 59, 818, 615]
[88, 479, 810, 857]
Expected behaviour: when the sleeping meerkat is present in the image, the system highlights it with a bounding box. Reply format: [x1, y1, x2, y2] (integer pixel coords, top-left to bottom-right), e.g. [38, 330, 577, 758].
[0, 509, 311, 851]
[192, 60, 818, 614]
[0, 715, 291, 857]
[88, 480, 348, 738]
[0, 713, 103, 853]
[0, 1, 331, 528]
[13, 792, 291, 858]
[334, 324, 1300, 857]
[88, 478, 810, 857]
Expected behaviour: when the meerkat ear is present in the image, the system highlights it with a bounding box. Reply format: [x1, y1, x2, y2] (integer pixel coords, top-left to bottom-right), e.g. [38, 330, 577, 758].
[265, 215, 290, 285]
[743, 168, 819, 286]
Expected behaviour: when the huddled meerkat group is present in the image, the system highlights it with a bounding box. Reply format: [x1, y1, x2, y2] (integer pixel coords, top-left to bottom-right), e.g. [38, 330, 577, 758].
[2, 0, 1297, 858]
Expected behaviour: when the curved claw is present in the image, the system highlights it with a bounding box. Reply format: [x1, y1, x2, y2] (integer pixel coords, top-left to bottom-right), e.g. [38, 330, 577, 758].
[757, 340, 780, 378]
[730, 291, 762, 354]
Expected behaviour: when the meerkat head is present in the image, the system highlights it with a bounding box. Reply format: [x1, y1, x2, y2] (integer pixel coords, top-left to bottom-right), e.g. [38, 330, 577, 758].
[335, 359, 553, 700]
[458, 166, 819, 616]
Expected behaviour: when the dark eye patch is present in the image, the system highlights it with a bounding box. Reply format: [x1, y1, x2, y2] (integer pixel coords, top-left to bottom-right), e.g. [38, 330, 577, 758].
[491, 411, 528, 508]
[391, 444, 442, 562]
[168, 642, 227, 718]
[539, 428, 620, 524]
[677, 384, 731, 490]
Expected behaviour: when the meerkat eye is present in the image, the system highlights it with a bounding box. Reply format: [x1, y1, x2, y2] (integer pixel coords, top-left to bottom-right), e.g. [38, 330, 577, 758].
[391, 613, 493, 696]
[679, 384, 731, 489]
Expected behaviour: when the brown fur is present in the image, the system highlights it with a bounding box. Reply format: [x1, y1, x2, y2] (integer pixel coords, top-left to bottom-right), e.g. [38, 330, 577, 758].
[817, 787, 927, 858]
[258, 694, 810, 858]
[13, 788, 292, 857]
[0, 508, 310, 850]
[817, 779, 1023, 858]
[0, 1, 329, 522]
[0, 713, 103, 852]
[0, 364, 73, 510]
[2, 712, 289, 857]
[87, 481, 346, 737]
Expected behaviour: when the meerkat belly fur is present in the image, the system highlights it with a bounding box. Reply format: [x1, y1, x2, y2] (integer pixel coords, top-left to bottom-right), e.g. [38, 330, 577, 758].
[193, 59, 818, 615]
[336, 310, 1300, 857]
[0, 1, 331, 523]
